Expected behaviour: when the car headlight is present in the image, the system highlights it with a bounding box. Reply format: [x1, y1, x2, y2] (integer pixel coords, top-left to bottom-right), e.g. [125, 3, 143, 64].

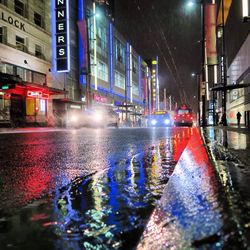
[93, 113, 102, 122]
[70, 115, 78, 122]
[151, 119, 157, 125]
[164, 119, 170, 125]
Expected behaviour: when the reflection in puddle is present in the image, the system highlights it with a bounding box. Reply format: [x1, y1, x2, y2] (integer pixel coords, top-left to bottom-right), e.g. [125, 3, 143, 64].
[51, 129, 193, 249]
[0, 128, 193, 250]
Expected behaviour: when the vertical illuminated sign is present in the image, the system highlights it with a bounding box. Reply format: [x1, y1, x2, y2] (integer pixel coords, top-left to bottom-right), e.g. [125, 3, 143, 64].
[55, 0, 70, 72]
[242, 0, 250, 22]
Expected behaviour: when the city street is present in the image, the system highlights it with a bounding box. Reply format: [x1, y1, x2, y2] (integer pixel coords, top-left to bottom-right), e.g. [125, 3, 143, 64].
[0, 127, 192, 250]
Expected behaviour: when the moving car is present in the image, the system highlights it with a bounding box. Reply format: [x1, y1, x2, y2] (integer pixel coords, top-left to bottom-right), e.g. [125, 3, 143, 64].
[173, 105, 193, 127]
[84, 106, 119, 128]
[147, 111, 172, 127]
[67, 106, 119, 128]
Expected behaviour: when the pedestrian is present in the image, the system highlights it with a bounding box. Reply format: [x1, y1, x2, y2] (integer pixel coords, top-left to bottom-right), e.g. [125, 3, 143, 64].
[221, 113, 227, 126]
[215, 112, 219, 125]
[236, 112, 242, 127]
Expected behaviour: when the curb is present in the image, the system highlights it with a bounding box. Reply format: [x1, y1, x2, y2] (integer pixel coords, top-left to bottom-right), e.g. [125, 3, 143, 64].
[137, 128, 246, 249]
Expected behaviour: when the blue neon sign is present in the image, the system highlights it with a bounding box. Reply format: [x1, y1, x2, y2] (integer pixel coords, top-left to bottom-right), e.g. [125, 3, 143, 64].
[54, 0, 70, 72]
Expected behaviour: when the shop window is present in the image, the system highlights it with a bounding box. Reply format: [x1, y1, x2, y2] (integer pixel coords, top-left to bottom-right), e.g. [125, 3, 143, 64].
[15, 0, 25, 17]
[26, 98, 35, 116]
[16, 36, 26, 52]
[39, 99, 46, 113]
[35, 44, 43, 59]
[34, 12, 42, 27]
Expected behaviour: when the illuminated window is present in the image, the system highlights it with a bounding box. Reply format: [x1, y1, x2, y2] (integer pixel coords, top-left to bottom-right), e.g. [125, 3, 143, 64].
[132, 83, 139, 96]
[96, 22, 108, 57]
[15, 0, 25, 17]
[114, 71, 125, 89]
[97, 60, 108, 81]
[40, 99, 46, 113]
[114, 38, 125, 65]
[132, 56, 137, 74]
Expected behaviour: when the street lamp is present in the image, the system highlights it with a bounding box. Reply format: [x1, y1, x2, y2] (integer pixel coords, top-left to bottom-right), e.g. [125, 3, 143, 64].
[187, 0, 206, 126]
[220, 0, 228, 126]
[191, 72, 201, 126]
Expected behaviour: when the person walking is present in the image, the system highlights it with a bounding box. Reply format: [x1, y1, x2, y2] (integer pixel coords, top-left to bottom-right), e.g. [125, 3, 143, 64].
[236, 112, 242, 127]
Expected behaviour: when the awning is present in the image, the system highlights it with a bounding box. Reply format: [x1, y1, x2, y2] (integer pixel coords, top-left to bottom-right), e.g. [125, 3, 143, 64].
[210, 83, 250, 91]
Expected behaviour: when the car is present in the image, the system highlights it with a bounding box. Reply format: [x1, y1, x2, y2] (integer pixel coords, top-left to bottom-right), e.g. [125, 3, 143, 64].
[147, 111, 172, 127]
[66, 109, 87, 128]
[83, 106, 119, 128]
[66, 106, 119, 128]
[173, 105, 193, 127]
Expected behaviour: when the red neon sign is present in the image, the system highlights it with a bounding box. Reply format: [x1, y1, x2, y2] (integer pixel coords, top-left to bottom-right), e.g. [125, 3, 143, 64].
[27, 90, 42, 98]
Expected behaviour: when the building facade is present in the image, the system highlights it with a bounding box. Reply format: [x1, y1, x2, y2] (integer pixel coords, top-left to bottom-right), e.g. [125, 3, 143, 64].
[200, 0, 250, 126]
[0, 0, 153, 127]
[222, 0, 250, 126]
[0, 0, 64, 126]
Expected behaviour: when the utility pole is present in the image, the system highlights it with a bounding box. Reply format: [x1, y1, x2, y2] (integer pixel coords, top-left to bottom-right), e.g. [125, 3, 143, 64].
[221, 0, 228, 126]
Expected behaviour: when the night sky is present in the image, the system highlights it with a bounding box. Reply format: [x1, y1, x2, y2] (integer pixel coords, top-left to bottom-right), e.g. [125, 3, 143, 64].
[114, 0, 202, 111]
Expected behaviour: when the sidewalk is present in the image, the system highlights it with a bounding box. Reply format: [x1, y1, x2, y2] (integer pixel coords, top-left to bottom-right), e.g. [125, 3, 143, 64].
[137, 126, 250, 249]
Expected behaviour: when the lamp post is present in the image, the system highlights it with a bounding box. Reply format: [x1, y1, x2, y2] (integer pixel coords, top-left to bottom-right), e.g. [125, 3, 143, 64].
[221, 0, 228, 126]
[192, 72, 201, 126]
[187, 0, 206, 126]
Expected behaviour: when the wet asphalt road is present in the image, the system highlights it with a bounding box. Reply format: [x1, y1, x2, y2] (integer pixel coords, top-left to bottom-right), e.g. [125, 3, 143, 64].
[0, 127, 193, 250]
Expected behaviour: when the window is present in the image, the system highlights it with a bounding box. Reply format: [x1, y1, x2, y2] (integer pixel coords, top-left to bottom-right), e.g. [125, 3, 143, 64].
[114, 71, 125, 89]
[33, 72, 46, 85]
[15, 0, 25, 16]
[0, 27, 7, 44]
[16, 36, 26, 52]
[132, 83, 139, 96]
[0, 0, 7, 6]
[34, 12, 42, 27]
[0, 27, 3, 43]
[114, 38, 125, 65]
[132, 56, 137, 74]
[97, 24, 108, 57]
[97, 61, 108, 81]
[35, 44, 43, 59]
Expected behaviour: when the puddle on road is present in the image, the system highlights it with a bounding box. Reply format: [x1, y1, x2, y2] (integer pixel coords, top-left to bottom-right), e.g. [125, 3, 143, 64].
[0, 128, 193, 250]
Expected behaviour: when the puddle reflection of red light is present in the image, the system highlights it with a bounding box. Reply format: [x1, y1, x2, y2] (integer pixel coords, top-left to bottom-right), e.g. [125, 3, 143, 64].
[172, 127, 193, 162]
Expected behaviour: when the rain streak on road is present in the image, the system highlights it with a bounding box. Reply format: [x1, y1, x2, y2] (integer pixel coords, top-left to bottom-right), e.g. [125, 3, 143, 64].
[0, 127, 193, 249]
